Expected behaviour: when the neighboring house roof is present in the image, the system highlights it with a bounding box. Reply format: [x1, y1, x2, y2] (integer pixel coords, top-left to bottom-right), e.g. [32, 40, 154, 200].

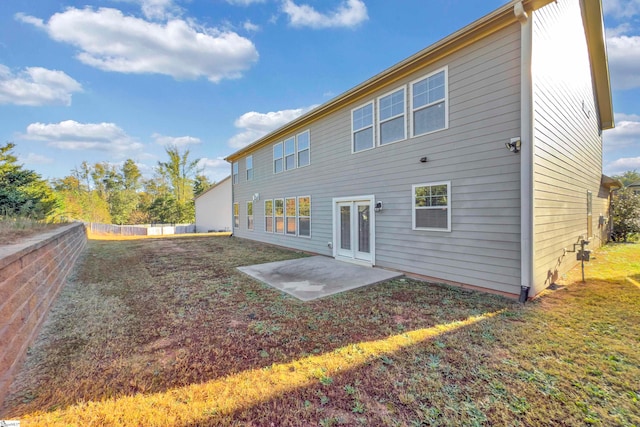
[627, 181, 640, 188]
[601, 175, 623, 190]
[226, 0, 613, 162]
[194, 175, 231, 201]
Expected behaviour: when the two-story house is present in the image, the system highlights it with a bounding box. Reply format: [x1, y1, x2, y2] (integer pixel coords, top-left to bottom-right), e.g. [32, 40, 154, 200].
[225, 0, 615, 300]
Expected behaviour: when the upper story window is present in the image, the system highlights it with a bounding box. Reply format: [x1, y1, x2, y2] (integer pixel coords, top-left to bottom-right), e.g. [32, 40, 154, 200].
[284, 137, 296, 171]
[412, 181, 451, 232]
[378, 88, 406, 145]
[272, 130, 311, 174]
[352, 102, 374, 153]
[246, 155, 253, 181]
[273, 142, 283, 174]
[297, 131, 310, 167]
[232, 162, 238, 184]
[411, 67, 448, 137]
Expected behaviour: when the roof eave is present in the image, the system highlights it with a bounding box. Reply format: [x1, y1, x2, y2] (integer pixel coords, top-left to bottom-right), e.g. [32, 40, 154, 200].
[601, 174, 623, 190]
[581, 0, 614, 130]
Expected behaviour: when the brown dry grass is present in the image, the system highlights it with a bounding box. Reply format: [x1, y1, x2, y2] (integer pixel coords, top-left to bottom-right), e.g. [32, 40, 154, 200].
[0, 217, 65, 245]
[1, 236, 638, 426]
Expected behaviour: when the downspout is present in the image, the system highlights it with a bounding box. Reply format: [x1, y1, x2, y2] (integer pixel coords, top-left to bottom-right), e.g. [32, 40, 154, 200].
[515, 1, 534, 303]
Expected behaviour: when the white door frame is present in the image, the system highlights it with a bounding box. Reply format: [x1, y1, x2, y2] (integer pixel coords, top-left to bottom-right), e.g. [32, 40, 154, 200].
[332, 195, 375, 266]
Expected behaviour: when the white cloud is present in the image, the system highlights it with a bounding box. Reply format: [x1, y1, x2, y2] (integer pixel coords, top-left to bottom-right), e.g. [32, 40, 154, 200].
[228, 106, 317, 148]
[19, 153, 55, 165]
[21, 120, 144, 155]
[606, 34, 640, 90]
[243, 20, 261, 32]
[606, 23, 632, 37]
[152, 133, 202, 147]
[602, 0, 640, 19]
[17, 7, 259, 83]
[606, 157, 640, 174]
[282, 0, 368, 29]
[226, 0, 266, 5]
[0, 64, 82, 106]
[197, 157, 231, 182]
[139, 0, 179, 20]
[603, 113, 640, 150]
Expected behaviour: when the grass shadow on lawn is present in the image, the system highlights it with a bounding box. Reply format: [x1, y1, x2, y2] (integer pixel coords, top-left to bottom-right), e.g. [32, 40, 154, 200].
[1, 235, 513, 420]
[3, 238, 639, 426]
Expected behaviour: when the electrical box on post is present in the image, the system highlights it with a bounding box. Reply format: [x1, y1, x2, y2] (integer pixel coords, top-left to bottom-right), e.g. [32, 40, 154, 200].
[577, 250, 591, 261]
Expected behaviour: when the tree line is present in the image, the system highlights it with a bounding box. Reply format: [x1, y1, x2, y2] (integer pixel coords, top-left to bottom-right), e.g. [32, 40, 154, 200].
[1, 142, 212, 225]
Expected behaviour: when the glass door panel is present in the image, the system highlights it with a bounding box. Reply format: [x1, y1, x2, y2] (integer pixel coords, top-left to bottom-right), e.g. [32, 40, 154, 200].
[356, 203, 370, 258]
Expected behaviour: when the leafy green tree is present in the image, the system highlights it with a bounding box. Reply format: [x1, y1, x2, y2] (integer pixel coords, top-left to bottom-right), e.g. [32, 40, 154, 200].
[611, 187, 640, 242]
[122, 159, 142, 192]
[613, 170, 640, 187]
[155, 145, 199, 223]
[0, 142, 58, 219]
[53, 175, 111, 223]
[194, 174, 212, 197]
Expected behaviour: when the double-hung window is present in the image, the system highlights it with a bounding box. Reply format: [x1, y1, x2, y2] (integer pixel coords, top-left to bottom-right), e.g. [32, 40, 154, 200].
[233, 202, 239, 229]
[298, 196, 311, 237]
[274, 199, 284, 233]
[247, 201, 253, 230]
[264, 200, 273, 233]
[297, 131, 310, 167]
[352, 102, 374, 153]
[246, 155, 253, 181]
[232, 162, 238, 184]
[411, 68, 448, 136]
[284, 137, 296, 171]
[273, 143, 283, 174]
[285, 197, 296, 235]
[413, 182, 451, 231]
[378, 88, 406, 145]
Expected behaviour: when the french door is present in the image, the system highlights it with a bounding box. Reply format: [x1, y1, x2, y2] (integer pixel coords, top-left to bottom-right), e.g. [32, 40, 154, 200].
[334, 197, 374, 265]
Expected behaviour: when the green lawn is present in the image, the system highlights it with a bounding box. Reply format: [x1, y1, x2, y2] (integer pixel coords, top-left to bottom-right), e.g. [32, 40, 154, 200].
[2, 236, 638, 426]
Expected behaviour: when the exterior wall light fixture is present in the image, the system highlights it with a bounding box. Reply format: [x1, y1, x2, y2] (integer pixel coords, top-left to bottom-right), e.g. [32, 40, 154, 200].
[505, 137, 521, 153]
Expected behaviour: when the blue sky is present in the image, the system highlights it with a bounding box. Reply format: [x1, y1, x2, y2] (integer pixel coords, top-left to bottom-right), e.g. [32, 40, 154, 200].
[1, 0, 639, 183]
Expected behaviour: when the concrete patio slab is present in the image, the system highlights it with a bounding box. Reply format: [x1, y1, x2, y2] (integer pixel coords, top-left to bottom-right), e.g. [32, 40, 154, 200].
[237, 256, 403, 301]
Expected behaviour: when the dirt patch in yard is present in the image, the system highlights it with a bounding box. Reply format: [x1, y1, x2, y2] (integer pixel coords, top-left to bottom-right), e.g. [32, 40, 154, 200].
[1, 237, 639, 426]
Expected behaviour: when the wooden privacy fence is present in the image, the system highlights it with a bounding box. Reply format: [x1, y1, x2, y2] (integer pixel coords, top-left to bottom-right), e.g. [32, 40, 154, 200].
[87, 223, 196, 236]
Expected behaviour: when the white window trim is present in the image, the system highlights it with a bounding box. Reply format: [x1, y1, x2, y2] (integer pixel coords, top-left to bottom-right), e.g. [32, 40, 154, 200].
[273, 142, 283, 174]
[297, 130, 311, 168]
[246, 155, 253, 181]
[377, 86, 407, 146]
[297, 195, 311, 238]
[351, 101, 375, 154]
[232, 162, 239, 184]
[264, 199, 273, 233]
[409, 66, 449, 138]
[412, 181, 451, 232]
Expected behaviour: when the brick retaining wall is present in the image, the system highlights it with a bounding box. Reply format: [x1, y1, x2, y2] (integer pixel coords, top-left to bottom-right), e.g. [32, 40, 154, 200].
[0, 223, 87, 408]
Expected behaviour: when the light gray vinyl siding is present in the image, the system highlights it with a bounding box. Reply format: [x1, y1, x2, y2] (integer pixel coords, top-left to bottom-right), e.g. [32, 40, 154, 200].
[233, 23, 523, 295]
[531, 0, 607, 294]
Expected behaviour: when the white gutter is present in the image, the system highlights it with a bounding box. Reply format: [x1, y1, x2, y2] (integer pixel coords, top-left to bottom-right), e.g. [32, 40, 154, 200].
[515, 1, 534, 302]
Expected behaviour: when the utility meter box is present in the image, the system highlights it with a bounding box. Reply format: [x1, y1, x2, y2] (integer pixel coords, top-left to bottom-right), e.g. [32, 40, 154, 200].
[577, 250, 591, 261]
